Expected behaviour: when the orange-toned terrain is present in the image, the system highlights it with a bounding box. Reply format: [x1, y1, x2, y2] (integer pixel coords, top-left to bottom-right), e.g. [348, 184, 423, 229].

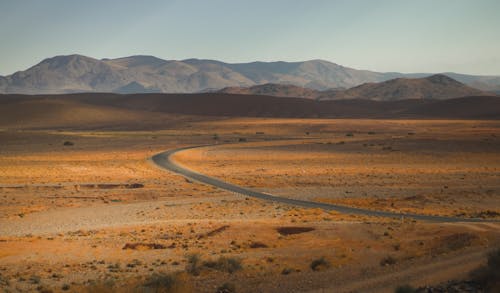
[175, 119, 500, 219]
[0, 98, 499, 292]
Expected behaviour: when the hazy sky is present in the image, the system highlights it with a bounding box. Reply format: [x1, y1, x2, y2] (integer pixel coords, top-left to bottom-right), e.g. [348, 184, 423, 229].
[1, 0, 499, 75]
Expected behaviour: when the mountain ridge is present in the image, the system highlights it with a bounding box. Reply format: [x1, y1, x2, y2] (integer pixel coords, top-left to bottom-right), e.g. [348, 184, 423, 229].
[218, 75, 493, 101]
[1, 54, 499, 95]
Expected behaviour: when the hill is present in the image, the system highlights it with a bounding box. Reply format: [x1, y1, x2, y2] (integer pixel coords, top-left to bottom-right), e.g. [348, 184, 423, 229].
[218, 83, 322, 99]
[218, 75, 493, 101]
[317, 74, 492, 101]
[1, 93, 498, 130]
[1, 54, 499, 94]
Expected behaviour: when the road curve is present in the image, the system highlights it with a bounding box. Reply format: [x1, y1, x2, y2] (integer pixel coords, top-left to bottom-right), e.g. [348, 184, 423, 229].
[151, 144, 494, 223]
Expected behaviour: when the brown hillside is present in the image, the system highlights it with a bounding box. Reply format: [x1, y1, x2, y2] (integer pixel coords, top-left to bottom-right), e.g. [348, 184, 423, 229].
[318, 74, 492, 101]
[218, 83, 320, 99]
[1, 93, 499, 131]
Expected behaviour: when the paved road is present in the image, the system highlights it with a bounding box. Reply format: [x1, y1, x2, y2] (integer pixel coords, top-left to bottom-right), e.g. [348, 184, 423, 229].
[152, 145, 495, 223]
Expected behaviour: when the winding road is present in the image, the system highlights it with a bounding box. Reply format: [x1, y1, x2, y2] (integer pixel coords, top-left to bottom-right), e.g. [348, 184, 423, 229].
[152, 144, 496, 223]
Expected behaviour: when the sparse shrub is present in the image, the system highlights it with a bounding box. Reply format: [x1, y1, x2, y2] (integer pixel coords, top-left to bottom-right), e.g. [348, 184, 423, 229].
[310, 257, 330, 271]
[346, 133, 354, 137]
[186, 254, 201, 276]
[216, 282, 236, 293]
[122, 243, 166, 250]
[29, 275, 41, 284]
[470, 248, 500, 292]
[238, 137, 247, 142]
[203, 256, 242, 274]
[63, 141, 74, 146]
[107, 263, 121, 272]
[61, 284, 70, 291]
[380, 255, 397, 266]
[142, 273, 176, 290]
[126, 183, 144, 189]
[0, 274, 10, 287]
[475, 210, 500, 219]
[281, 268, 293, 275]
[394, 284, 416, 293]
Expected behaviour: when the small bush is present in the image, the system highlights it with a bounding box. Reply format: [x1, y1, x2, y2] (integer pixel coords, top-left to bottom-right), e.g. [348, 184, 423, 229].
[281, 268, 293, 275]
[238, 138, 247, 142]
[143, 273, 176, 290]
[0, 274, 10, 287]
[394, 285, 415, 293]
[61, 284, 70, 291]
[186, 254, 201, 276]
[216, 282, 236, 293]
[138, 272, 190, 293]
[380, 256, 397, 266]
[29, 275, 41, 284]
[203, 257, 242, 274]
[310, 257, 330, 271]
[122, 243, 166, 250]
[63, 141, 74, 146]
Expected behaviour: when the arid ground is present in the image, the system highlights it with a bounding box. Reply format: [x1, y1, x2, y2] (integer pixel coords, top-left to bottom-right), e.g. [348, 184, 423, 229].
[1, 106, 499, 292]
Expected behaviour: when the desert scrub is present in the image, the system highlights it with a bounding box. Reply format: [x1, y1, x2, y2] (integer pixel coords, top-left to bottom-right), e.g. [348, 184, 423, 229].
[380, 255, 397, 266]
[216, 282, 236, 293]
[281, 268, 294, 275]
[203, 256, 242, 274]
[140, 273, 186, 292]
[186, 254, 201, 276]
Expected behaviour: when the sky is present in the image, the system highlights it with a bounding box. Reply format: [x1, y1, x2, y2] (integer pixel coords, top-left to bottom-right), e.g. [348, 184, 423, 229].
[1, 0, 499, 76]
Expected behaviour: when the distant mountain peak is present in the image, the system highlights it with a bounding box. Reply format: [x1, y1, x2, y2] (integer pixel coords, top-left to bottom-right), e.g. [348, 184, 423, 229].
[105, 55, 169, 68]
[425, 74, 462, 85]
[41, 54, 97, 64]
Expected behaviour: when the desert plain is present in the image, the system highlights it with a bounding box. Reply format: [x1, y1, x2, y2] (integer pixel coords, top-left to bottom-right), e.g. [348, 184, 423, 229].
[0, 97, 499, 292]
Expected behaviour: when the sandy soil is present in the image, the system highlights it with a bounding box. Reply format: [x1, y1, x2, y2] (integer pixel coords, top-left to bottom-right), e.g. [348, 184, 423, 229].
[0, 118, 499, 292]
[175, 119, 500, 219]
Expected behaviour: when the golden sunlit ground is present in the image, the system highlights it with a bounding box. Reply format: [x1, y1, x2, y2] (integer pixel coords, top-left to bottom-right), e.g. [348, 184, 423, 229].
[0, 118, 499, 292]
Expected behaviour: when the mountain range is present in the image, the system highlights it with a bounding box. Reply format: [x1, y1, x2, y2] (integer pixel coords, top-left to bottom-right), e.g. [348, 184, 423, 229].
[1, 54, 499, 97]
